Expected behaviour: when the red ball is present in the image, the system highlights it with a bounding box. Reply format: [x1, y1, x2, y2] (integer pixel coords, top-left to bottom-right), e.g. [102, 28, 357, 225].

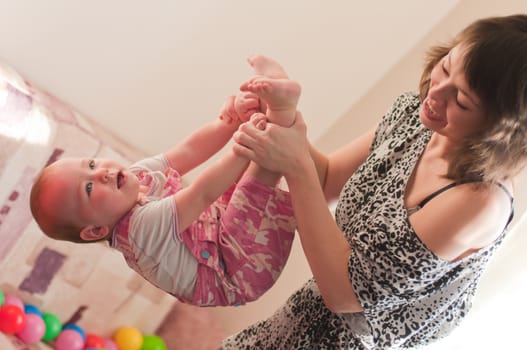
[84, 333, 105, 348]
[0, 304, 26, 334]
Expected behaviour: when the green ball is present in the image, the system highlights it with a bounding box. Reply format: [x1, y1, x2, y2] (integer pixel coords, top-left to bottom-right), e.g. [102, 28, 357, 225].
[0, 290, 4, 306]
[41, 312, 62, 341]
[140, 335, 167, 350]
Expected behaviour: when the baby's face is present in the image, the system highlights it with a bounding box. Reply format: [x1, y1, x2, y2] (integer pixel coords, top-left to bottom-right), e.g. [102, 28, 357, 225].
[42, 157, 141, 230]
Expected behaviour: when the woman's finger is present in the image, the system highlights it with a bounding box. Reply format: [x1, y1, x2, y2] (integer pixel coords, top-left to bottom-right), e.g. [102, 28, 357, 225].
[232, 142, 257, 162]
[238, 115, 266, 139]
[233, 127, 258, 149]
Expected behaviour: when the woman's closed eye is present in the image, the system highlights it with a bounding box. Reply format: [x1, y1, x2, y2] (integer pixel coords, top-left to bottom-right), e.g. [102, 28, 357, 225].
[441, 62, 469, 110]
[455, 95, 468, 110]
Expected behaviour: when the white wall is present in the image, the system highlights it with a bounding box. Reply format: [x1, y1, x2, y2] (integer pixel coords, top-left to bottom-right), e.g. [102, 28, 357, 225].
[0, 0, 458, 160]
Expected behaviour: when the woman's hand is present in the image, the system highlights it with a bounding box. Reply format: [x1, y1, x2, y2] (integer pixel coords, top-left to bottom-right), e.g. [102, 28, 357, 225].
[233, 111, 311, 177]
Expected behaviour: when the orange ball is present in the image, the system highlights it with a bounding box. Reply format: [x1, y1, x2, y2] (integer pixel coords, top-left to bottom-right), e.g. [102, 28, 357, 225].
[113, 326, 143, 350]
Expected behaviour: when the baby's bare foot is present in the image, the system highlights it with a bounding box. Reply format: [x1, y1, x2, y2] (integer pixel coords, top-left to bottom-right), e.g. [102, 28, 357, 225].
[248, 55, 288, 79]
[240, 77, 300, 127]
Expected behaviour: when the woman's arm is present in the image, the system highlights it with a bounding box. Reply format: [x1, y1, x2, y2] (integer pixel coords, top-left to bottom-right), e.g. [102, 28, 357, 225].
[288, 154, 362, 313]
[233, 112, 375, 313]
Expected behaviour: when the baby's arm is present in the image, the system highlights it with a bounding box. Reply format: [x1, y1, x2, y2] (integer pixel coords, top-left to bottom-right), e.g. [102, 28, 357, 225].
[164, 94, 256, 176]
[173, 113, 266, 232]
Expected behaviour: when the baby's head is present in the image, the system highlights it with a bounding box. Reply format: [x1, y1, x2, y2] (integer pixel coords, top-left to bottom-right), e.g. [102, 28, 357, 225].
[30, 157, 141, 243]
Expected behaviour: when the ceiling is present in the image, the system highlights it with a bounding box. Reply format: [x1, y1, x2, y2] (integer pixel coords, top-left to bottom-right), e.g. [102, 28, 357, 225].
[0, 1, 460, 162]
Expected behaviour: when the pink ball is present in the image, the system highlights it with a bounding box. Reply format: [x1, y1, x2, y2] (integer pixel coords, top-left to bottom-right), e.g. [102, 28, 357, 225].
[55, 329, 84, 350]
[3, 295, 24, 311]
[103, 338, 119, 350]
[16, 314, 45, 344]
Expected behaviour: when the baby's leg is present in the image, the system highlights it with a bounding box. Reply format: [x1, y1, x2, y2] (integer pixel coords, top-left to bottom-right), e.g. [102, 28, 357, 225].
[219, 174, 296, 303]
[240, 77, 300, 127]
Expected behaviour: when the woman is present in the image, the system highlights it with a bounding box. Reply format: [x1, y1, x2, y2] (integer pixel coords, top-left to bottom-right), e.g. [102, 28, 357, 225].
[223, 14, 527, 349]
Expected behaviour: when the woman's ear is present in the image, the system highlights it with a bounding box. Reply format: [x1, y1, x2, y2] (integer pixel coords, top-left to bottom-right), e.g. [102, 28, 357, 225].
[79, 225, 110, 241]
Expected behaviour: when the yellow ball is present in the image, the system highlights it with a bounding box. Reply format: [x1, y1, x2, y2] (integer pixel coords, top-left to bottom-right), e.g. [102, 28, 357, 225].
[113, 326, 143, 350]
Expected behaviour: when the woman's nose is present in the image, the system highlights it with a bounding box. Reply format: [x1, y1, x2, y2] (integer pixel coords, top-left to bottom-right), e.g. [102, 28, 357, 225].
[428, 84, 448, 108]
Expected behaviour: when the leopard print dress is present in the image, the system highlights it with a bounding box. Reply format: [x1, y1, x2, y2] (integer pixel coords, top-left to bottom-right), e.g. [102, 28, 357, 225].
[220, 92, 513, 349]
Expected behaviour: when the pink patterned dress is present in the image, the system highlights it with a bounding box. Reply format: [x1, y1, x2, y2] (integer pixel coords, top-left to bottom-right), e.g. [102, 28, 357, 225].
[111, 155, 296, 306]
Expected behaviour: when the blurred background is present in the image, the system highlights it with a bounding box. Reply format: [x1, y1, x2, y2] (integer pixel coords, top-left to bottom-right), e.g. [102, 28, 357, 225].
[0, 1, 526, 349]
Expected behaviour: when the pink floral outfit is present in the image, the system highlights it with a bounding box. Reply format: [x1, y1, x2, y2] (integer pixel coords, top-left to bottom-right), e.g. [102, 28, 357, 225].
[111, 155, 295, 306]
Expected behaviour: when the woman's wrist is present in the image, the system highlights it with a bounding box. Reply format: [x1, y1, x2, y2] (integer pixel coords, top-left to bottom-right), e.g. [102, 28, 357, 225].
[283, 152, 316, 182]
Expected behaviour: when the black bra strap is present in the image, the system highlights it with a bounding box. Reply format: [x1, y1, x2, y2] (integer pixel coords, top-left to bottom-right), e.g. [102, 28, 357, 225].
[494, 182, 515, 227]
[409, 179, 515, 226]
[417, 179, 482, 208]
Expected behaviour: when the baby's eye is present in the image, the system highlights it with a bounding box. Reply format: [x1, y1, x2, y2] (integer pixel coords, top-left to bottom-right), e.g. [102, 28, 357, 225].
[86, 182, 93, 196]
[88, 160, 95, 170]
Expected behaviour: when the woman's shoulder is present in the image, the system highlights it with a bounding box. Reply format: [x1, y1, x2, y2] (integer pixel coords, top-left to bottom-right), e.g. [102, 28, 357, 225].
[409, 180, 513, 262]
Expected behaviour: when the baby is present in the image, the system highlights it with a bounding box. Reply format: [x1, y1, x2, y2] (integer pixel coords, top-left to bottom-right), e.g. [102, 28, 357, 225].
[30, 56, 302, 306]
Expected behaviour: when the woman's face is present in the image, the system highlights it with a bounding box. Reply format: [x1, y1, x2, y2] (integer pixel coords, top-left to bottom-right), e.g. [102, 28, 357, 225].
[419, 44, 486, 143]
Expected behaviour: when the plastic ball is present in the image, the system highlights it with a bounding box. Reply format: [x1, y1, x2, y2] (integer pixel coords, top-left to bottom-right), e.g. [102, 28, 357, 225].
[16, 313, 45, 344]
[0, 290, 4, 306]
[0, 304, 26, 334]
[63, 323, 86, 341]
[103, 338, 119, 350]
[24, 304, 42, 317]
[113, 326, 143, 350]
[141, 334, 167, 350]
[55, 329, 85, 350]
[85, 333, 105, 348]
[41, 312, 62, 341]
[4, 295, 24, 311]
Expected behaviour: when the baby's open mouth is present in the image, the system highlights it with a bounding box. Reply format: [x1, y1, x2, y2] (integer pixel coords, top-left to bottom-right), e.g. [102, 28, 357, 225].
[117, 171, 124, 189]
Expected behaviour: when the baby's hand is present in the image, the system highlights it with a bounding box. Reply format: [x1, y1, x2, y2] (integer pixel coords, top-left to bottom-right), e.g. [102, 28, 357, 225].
[235, 91, 261, 122]
[219, 95, 240, 125]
